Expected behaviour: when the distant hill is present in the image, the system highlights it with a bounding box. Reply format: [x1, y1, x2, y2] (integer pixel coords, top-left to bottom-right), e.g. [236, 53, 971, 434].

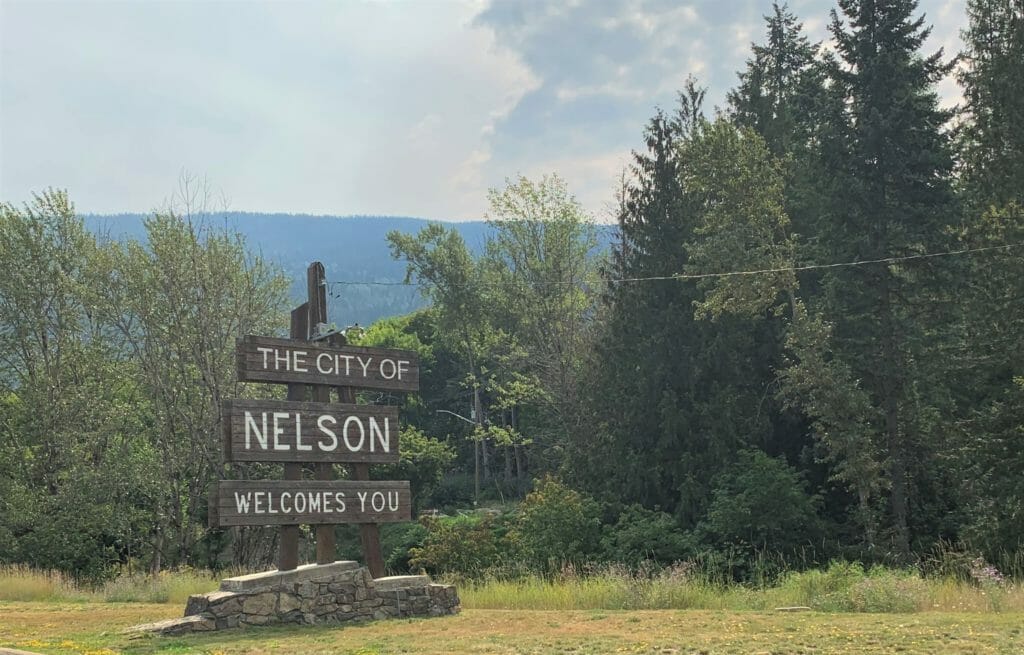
[83, 213, 613, 326]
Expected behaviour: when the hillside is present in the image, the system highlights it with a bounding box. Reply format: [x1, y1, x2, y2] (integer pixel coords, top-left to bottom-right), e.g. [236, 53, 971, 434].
[84, 213, 497, 326]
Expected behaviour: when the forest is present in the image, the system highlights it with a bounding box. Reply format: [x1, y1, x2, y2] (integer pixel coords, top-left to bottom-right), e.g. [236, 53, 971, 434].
[1, 0, 1021, 584]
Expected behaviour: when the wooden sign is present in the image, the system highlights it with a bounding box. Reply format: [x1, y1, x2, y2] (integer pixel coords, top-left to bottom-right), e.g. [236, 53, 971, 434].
[222, 399, 400, 464]
[237, 335, 419, 392]
[211, 480, 411, 527]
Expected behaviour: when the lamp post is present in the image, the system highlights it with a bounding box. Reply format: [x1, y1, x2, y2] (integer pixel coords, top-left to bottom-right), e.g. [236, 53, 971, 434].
[437, 408, 481, 501]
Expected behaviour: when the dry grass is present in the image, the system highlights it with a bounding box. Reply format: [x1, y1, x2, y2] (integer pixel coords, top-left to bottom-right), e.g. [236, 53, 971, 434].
[460, 562, 1024, 614]
[1, 603, 1023, 654]
[0, 565, 218, 605]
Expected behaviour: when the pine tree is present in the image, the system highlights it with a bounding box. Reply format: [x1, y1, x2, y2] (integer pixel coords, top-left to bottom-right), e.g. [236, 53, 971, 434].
[727, 3, 823, 158]
[817, 0, 958, 558]
[958, 0, 1024, 208]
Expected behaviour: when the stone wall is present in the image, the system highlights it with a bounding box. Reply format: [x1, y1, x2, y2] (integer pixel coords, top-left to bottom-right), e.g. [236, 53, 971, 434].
[129, 561, 459, 636]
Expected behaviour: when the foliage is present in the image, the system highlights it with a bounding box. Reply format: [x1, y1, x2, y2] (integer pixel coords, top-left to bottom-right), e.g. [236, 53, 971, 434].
[506, 476, 602, 573]
[377, 425, 456, 511]
[600, 505, 694, 567]
[407, 514, 509, 578]
[699, 450, 822, 558]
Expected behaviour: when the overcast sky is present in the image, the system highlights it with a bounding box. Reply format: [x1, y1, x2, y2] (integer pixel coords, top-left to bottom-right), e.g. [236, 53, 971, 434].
[1, 0, 966, 221]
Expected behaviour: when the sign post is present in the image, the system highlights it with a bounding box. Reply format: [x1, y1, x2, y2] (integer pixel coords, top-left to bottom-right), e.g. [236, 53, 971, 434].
[214, 261, 419, 576]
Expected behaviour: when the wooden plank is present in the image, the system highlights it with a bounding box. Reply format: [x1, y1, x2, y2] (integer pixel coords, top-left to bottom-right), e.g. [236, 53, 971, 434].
[214, 480, 412, 527]
[236, 335, 419, 392]
[222, 398, 400, 463]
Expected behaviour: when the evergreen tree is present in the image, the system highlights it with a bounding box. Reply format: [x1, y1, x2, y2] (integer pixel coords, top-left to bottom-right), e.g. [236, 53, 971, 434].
[727, 3, 823, 158]
[952, 0, 1024, 559]
[958, 0, 1024, 208]
[817, 0, 958, 558]
[578, 87, 776, 525]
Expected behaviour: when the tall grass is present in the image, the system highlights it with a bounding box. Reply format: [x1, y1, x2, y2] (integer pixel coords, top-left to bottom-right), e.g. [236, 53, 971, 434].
[0, 565, 218, 604]
[3, 560, 1022, 613]
[459, 561, 1024, 613]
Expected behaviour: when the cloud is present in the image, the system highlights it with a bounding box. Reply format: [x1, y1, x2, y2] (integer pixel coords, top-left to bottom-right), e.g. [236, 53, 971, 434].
[0, 0, 968, 222]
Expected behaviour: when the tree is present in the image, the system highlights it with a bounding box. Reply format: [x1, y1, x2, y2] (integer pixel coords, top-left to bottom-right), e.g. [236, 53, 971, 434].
[92, 209, 288, 570]
[482, 174, 600, 475]
[0, 191, 160, 578]
[727, 3, 824, 158]
[817, 0, 958, 558]
[387, 224, 497, 498]
[578, 88, 777, 524]
[958, 0, 1024, 208]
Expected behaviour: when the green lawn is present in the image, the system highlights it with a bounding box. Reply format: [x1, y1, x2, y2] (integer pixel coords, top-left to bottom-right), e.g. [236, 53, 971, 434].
[2, 602, 1023, 655]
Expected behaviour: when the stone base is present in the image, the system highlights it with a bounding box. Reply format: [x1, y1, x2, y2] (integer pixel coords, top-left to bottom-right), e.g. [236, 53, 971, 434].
[128, 562, 459, 635]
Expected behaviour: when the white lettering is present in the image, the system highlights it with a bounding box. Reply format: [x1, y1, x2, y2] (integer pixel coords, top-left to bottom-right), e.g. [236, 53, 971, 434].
[272, 412, 290, 450]
[257, 347, 274, 370]
[369, 417, 389, 453]
[267, 492, 278, 514]
[316, 352, 334, 374]
[234, 492, 251, 513]
[309, 492, 322, 513]
[273, 349, 289, 370]
[357, 356, 372, 377]
[379, 358, 397, 380]
[357, 491, 367, 512]
[244, 411, 268, 450]
[334, 492, 346, 512]
[317, 415, 338, 452]
[343, 416, 365, 452]
[397, 360, 410, 380]
[387, 491, 399, 511]
[294, 492, 306, 513]
[293, 350, 308, 372]
[371, 491, 385, 512]
[339, 354, 353, 376]
[295, 413, 312, 451]
[254, 492, 265, 514]
[280, 492, 292, 514]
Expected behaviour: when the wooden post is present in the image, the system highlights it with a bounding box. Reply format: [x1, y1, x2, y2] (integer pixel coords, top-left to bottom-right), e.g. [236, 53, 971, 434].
[306, 263, 338, 566]
[277, 303, 308, 572]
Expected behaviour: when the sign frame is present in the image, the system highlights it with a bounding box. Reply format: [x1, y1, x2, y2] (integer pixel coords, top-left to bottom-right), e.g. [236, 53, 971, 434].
[222, 398, 401, 464]
[236, 335, 420, 392]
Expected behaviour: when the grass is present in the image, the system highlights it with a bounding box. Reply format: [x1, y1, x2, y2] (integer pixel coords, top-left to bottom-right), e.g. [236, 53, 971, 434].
[1, 603, 1023, 654]
[0, 565, 219, 605]
[460, 561, 1024, 613]
[1, 562, 1022, 653]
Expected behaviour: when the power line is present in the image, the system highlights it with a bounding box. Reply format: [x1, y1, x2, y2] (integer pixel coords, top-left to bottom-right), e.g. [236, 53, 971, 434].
[326, 241, 1024, 292]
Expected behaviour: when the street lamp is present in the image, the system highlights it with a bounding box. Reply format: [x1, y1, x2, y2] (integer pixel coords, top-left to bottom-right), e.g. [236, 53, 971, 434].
[437, 409, 482, 502]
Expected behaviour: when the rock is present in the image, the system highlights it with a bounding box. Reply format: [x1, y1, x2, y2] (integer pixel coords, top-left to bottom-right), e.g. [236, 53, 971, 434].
[241, 592, 277, 616]
[278, 593, 301, 613]
[127, 614, 215, 636]
[184, 594, 210, 616]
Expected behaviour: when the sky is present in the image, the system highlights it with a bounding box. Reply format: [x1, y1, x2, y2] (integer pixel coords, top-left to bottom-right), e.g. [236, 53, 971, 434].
[1, 0, 966, 222]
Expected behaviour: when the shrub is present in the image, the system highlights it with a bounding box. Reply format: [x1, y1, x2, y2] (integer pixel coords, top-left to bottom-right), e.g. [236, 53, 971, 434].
[700, 449, 822, 558]
[601, 505, 694, 567]
[381, 521, 429, 574]
[408, 513, 509, 578]
[507, 476, 601, 574]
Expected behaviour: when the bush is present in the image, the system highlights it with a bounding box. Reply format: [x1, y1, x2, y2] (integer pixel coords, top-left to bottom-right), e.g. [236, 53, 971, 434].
[700, 449, 822, 558]
[601, 505, 694, 567]
[408, 513, 510, 578]
[381, 521, 429, 574]
[507, 476, 601, 574]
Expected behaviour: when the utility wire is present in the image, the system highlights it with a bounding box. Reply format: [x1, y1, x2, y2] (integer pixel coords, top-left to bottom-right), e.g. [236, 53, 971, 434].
[326, 240, 1024, 291]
